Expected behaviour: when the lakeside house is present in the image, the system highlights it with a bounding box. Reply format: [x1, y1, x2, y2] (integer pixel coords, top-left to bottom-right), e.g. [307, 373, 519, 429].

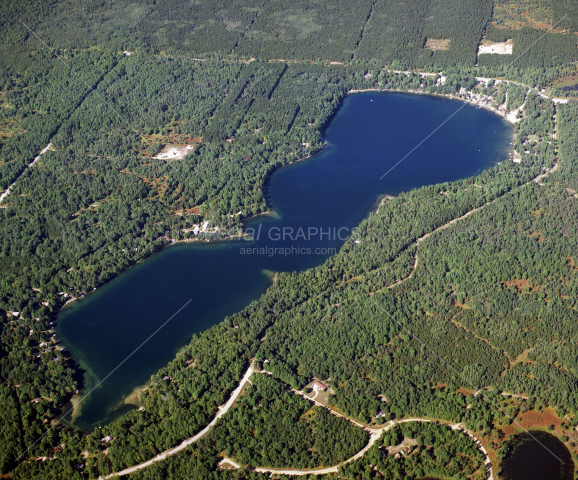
[313, 381, 327, 392]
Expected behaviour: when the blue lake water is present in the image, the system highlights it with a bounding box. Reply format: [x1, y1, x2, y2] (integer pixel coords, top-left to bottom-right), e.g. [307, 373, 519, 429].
[58, 92, 512, 428]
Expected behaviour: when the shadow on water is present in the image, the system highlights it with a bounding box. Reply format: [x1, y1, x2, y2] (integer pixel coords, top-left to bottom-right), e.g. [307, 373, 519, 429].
[57, 92, 513, 429]
[500, 431, 574, 480]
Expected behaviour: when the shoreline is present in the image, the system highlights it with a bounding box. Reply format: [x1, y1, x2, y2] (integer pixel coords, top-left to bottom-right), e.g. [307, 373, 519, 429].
[348, 87, 517, 125]
[53, 79, 520, 423]
[60, 229, 251, 312]
[67, 391, 83, 422]
[62, 296, 78, 308]
[121, 383, 145, 407]
[374, 194, 397, 214]
[169, 230, 251, 246]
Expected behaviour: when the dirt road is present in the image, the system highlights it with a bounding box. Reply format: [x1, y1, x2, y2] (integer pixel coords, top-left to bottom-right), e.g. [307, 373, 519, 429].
[0, 143, 51, 205]
[99, 365, 254, 479]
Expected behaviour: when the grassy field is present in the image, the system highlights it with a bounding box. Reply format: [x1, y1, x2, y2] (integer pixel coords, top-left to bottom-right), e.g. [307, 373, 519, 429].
[491, 0, 554, 31]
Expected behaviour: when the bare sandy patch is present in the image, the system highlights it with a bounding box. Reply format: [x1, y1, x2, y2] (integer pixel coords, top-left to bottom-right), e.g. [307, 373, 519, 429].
[509, 347, 534, 368]
[503, 278, 532, 291]
[153, 144, 195, 160]
[69, 391, 83, 421]
[501, 408, 561, 437]
[225, 20, 242, 30]
[387, 437, 418, 455]
[425, 38, 450, 51]
[478, 39, 513, 55]
[123, 384, 144, 407]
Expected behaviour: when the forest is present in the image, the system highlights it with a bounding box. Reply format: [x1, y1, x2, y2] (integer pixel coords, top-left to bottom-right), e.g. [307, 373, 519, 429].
[341, 422, 486, 479]
[2, 0, 578, 479]
[479, 25, 578, 69]
[492, 0, 578, 32]
[2, 56, 577, 480]
[212, 374, 368, 469]
[3, 0, 576, 68]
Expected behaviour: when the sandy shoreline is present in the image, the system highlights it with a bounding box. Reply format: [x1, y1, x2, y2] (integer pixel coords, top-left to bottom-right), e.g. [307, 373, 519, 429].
[63, 383, 143, 427]
[122, 384, 144, 407]
[68, 391, 83, 421]
[169, 230, 251, 247]
[63, 296, 78, 307]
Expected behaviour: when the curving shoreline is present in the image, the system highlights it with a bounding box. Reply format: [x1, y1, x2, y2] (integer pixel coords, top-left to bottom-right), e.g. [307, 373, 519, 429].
[349, 84, 518, 126]
[55, 74, 549, 466]
[63, 80, 522, 424]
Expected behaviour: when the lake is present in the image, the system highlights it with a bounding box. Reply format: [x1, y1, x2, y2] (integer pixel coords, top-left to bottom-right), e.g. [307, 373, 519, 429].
[500, 430, 574, 480]
[58, 91, 512, 429]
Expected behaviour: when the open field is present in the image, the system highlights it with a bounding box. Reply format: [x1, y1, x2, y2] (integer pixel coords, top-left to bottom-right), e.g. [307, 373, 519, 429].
[153, 144, 195, 161]
[424, 38, 450, 51]
[491, 0, 554, 31]
[478, 39, 513, 55]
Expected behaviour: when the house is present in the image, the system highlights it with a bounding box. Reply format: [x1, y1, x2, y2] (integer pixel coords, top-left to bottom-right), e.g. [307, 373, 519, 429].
[101, 436, 112, 443]
[376, 410, 386, 418]
[313, 381, 327, 392]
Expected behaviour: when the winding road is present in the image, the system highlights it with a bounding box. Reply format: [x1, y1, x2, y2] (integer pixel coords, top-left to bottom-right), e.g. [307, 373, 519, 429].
[99, 365, 254, 479]
[97, 366, 493, 479]
[249, 416, 493, 478]
[220, 370, 494, 478]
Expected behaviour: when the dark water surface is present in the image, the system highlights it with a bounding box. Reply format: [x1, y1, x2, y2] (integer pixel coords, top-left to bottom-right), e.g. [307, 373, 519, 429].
[500, 431, 573, 480]
[58, 92, 512, 428]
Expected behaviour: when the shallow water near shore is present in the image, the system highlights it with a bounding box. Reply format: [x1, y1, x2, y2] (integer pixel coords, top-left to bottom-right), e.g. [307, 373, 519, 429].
[58, 91, 512, 429]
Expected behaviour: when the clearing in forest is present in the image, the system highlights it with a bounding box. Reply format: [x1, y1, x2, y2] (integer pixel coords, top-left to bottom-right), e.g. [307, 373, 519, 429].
[502, 278, 532, 291]
[153, 144, 195, 160]
[478, 39, 513, 55]
[500, 408, 561, 436]
[491, 1, 553, 30]
[424, 38, 450, 51]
